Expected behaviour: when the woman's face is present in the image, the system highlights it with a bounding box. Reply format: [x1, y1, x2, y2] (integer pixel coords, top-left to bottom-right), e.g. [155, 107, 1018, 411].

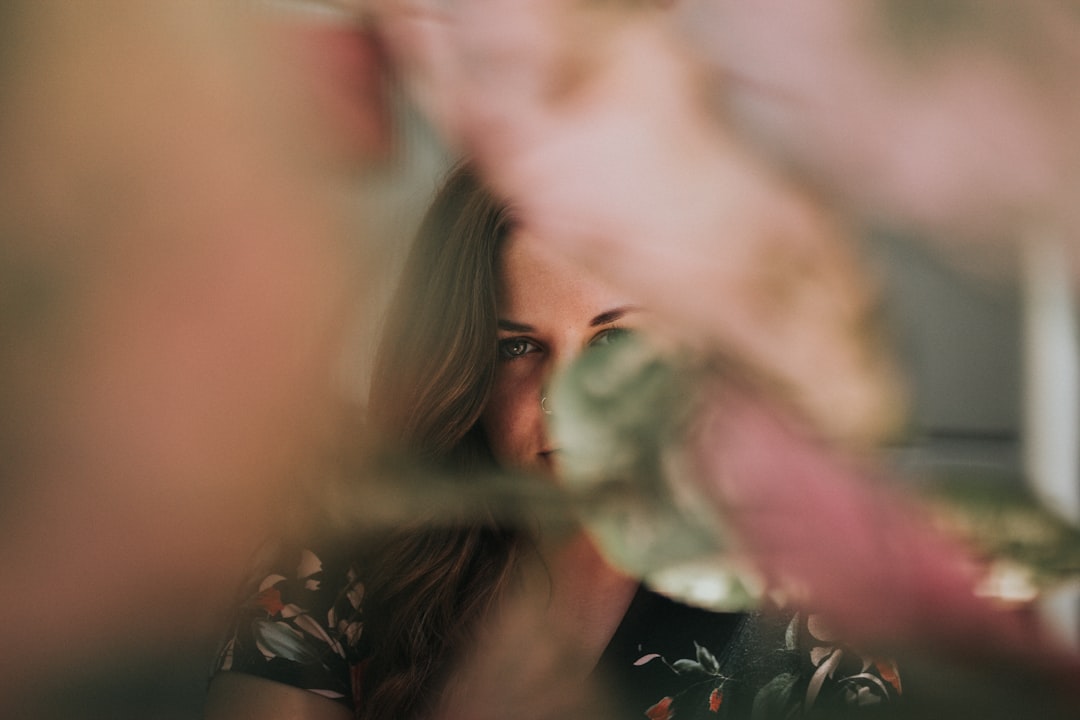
[482, 230, 643, 476]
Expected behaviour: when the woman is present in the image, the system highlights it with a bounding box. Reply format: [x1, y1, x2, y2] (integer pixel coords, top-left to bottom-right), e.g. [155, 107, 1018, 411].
[205, 164, 902, 720]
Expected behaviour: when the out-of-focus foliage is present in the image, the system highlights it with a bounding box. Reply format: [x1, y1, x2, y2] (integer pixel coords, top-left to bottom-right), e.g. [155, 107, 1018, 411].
[550, 331, 1080, 614]
[925, 478, 1080, 597]
[550, 335, 762, 611]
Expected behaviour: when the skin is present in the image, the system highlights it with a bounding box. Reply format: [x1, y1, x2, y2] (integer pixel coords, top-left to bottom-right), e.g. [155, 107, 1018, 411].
[482, 230, 645, 476]
[205, 674, 352, 720]
[435, 231, 646, 720]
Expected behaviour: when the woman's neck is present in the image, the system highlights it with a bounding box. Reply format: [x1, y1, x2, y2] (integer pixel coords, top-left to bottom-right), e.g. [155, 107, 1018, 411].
[433, 529, 638, 720]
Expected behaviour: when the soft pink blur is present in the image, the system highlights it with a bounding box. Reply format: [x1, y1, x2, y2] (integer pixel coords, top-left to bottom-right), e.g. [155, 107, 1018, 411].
[373, 0, 906, 449]
[0, 1, 391, 699]
[679, 0, 1080, 261]
[371, 0, 1080, 685]
[687, 383, 1080, 693]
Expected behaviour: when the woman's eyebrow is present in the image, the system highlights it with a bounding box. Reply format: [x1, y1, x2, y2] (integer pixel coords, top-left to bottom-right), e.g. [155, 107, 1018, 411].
[590, 305, 639, 327]
[497, 319, 534, 332]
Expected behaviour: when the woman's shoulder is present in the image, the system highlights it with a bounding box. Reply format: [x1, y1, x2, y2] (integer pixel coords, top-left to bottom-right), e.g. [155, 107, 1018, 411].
[211, 537, 372, 712]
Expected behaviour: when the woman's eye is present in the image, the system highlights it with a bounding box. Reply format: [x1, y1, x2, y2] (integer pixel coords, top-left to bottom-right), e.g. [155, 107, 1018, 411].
[589, 327, 634, 348]
[498, 337, 540, 360]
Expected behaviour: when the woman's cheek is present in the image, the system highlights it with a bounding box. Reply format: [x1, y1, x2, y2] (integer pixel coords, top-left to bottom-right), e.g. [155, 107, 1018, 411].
[485, 368, 542, 468]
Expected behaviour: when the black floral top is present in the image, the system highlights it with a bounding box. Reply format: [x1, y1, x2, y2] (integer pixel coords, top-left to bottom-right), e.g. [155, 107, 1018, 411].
[213, 544, 902, 719]
[593, 589, 902, 719]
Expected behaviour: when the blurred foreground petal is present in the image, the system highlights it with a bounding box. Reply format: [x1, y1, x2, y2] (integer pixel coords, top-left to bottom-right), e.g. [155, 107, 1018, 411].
[0, 0, 386, 704]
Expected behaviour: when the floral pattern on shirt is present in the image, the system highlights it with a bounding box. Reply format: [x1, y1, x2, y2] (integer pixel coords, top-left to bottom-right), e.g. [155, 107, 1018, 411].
[214, 550, 900, 719]
[213, 545, 368, 711]
[633, 611, 902, 719]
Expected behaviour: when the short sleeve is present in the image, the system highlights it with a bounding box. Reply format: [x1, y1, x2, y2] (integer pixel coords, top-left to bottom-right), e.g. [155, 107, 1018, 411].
[211, 542, 370, 713]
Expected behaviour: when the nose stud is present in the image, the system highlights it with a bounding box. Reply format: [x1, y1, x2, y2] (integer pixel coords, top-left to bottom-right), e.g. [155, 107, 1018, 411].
[541, 395, 553, 415]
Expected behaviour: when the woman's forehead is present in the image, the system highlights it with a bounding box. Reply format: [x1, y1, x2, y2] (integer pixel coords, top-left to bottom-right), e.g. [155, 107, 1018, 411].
[496, 230, 636, 315]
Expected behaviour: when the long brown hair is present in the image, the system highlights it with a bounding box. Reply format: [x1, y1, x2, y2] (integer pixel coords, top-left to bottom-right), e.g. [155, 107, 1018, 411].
[359, 164, 526, 720]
